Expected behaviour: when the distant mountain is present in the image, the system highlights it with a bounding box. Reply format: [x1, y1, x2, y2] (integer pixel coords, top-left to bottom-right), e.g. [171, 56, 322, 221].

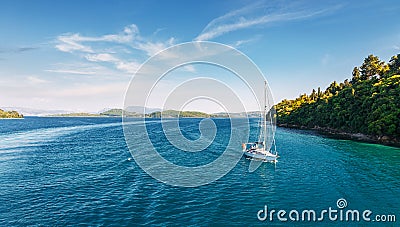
[101, 108, 143, 117]
[46, 109, 142, 117]
[47, 112, 101, 117]
[96, 107, 114, 114]
[125, 106, 161, 114]
[147, 110, 210, 118]
[146, 110, 263, 118]
[211, 111, 262, 118]
[1, 106, 264, 118]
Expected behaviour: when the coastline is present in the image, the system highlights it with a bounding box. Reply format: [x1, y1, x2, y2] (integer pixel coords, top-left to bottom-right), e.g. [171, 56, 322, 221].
[278, 123, 400, 148]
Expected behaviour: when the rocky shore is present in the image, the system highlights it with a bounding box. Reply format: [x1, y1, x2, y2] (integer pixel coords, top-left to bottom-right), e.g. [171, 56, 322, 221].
[278, 123, 400, 148]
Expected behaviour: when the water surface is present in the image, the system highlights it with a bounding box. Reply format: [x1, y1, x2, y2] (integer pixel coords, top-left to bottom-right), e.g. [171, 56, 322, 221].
[0, 117, 398, 226]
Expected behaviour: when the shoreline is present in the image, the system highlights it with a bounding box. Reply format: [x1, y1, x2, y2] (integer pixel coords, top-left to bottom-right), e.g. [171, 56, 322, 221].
[278, 123, 400, 148]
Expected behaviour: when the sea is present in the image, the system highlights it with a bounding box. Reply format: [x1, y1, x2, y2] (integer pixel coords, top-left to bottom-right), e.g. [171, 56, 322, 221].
[0, 117, 399, 226]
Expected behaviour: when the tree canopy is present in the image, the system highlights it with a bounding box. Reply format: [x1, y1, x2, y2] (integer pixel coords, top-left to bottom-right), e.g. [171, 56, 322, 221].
[275, 54, 400, 141]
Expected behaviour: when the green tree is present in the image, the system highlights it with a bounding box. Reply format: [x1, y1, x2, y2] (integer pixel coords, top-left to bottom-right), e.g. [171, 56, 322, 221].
[310, 89, 317, 101]
[360, 54, 388, 80]
[317, 87, 323, 98]
[275, 53, 400, 144]
[388, 54, 400, 76]
[351, 67, 361, 83]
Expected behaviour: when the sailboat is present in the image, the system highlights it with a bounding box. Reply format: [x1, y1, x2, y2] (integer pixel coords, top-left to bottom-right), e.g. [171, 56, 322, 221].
[242, 81, 278, 162]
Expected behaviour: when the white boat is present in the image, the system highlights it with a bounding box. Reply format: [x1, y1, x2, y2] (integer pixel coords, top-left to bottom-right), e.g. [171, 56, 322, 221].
[242, 142, 278, 162]
[242, 81, 278, 162]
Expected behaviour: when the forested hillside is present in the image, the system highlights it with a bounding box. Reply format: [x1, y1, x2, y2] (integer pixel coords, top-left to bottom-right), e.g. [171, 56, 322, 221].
[0, 109, 23, 118]
[275, 54, 400, 144]
[147, 110, 210, 118]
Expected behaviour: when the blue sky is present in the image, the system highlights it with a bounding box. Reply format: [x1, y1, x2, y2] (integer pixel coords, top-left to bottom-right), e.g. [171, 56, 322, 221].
[0, 0, 399, 113]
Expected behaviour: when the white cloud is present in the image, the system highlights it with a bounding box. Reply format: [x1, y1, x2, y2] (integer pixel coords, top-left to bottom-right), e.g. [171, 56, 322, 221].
[27, 76, 49, 84]
[84, 53, 141, 74]
[152, 28, 166, 36]
[55, 24, 173, 56]
[55, 24, 139, 54]
[45, 69, 96, 75]
[45, 63, 119, 76]
[233, 35, 262, 47]
[182, 65, 196, 73]
[54, 24, 175, 75]
[115, 61, 141, 74]
[195, 2, 342, 41]
[56, 34, 94, 53]
[133, 37, 175, 57]
[85, 53, 119, 62]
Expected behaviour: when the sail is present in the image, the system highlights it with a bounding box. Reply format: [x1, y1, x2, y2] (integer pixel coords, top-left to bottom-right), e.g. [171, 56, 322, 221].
[242, 80, 278, 162]
[264, 107, 276, 151]
[258, 80, 276, 152]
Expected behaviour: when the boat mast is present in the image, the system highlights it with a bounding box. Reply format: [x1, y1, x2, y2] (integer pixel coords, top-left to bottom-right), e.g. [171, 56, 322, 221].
[263, 80, 267, 151]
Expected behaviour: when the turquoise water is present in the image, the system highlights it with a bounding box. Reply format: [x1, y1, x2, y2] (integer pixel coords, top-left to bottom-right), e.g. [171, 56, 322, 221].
[0, 117, 399, 226]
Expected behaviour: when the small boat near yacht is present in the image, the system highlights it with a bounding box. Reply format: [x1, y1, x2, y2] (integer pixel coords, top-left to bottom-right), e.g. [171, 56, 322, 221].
[242, 81, 278, 162]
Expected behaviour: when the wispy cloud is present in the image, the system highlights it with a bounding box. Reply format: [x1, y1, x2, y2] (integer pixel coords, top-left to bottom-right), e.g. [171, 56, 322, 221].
[54, 24, 175, 75]
[114, 61, 141, 74]
[232, 35, 263, 48]
[45, 62, 122, 76]
[26, 76, 49, 84]
[55, 24, 139, 54]
[195, 1, 342, 41]
[55, 24, 173, 56]
[0, 46, 39, 54]
[182, 65, 196, 73]
[17, 47, 39, 52]
[85, 53, 119, 63]
[84, 53, 141, 74]
[56, 34, 94, 53]
[45, 69, 97, 75]
[136, 38, 175, 56]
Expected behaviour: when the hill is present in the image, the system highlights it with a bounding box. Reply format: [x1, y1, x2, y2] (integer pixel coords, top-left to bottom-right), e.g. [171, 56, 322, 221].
[146, 110, 210, 118]
[275, 53, 400, 146]
[101, 108, 143, 117]
[0, 109, 23, 118]
[125, 106, 161, 114]
[48, 112, 100, 117]
[30, 107, 266, 119]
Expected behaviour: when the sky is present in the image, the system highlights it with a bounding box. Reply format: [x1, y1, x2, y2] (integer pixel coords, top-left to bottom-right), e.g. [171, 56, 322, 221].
[0, 0, 399, 113]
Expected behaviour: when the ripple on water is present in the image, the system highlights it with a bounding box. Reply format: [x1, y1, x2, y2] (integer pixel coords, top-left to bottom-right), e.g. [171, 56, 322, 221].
[0, 118, 399, 226]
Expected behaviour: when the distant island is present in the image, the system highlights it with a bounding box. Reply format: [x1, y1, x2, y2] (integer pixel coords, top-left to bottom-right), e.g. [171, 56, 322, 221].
[275, 53, 400, 147]
[48, 109, 227, 118]
[48, 112, 102, 117]
[147, 110, 210, 118]
[46, 108, 263, 118]
[0, 109, 23, 118]
[46, 109, 210, 118]
[46, 109, 137, 117]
